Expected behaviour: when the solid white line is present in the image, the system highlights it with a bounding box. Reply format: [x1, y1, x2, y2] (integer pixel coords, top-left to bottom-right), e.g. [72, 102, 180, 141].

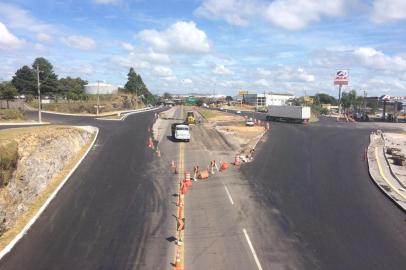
[0, 126, 99, 260]
[224, 185, 234, 205]
[243, 228, 264, 270]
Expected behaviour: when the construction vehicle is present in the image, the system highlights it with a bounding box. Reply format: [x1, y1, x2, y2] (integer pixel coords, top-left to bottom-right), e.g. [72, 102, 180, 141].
[266, 105, 311, 123]
[185, 111, 196, 124]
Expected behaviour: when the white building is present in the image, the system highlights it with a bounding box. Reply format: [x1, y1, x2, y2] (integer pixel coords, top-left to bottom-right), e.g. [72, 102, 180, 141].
[84, 82, 118, 95]
[245, 93, 295, 107]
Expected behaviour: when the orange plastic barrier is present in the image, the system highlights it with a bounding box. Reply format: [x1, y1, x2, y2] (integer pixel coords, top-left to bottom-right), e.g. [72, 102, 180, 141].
[220, 161, 229, 171]
[198, 170, 209, 179]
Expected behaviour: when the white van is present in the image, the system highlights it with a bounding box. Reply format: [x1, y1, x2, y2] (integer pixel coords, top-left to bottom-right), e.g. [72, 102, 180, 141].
[171, 124, 190, 142]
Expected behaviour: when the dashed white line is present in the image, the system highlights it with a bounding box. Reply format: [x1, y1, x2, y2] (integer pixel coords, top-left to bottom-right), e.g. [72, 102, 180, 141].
[243, 228, 264, 270]
[224, 185, 234, 205]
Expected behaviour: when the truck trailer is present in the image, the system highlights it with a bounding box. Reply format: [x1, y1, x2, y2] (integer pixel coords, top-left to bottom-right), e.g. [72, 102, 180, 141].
[266, 105, 311, 123]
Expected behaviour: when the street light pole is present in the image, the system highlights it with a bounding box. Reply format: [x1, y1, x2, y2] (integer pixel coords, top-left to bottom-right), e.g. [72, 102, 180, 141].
[36, 64, 42, 123]
[96, 80, 101, 115]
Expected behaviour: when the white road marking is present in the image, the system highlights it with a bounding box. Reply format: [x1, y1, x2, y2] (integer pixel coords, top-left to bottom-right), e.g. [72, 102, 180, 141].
[243, 228, 264, 270]
[224, 185, 234, 205]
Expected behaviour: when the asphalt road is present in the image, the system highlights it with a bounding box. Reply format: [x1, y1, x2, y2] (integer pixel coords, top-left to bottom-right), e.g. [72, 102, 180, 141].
[1, 107, 405, 269]
[0, 108, 176, 270]
[242, 120, 406, 270]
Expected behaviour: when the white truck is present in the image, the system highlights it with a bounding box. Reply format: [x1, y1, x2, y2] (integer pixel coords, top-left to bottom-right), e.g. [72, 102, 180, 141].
[266, 105, 311, 123]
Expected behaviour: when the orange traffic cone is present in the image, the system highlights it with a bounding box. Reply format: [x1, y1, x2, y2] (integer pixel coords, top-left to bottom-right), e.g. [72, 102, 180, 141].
[175, 251, 182, 269]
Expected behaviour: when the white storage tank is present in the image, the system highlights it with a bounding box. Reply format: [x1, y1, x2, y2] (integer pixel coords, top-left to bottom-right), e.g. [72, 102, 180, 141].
[84, 82, 118, 95]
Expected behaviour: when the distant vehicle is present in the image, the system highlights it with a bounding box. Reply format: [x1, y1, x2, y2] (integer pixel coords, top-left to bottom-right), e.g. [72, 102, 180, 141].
[256, 107, 268, 113]
[246, 118, 254, 126]
[185, 111, 196, 124]
[171, 123, 190, 142]
[353, 112, 369, 121]
[202, 103, 208, 108]
[236, 110, 241, 114]
[266, 105, 311, 123]
[219, 107, 224, 111]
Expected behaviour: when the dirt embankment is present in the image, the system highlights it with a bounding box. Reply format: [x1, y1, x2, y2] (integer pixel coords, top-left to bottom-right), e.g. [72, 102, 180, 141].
[0, 126, 92, 235]
[195, 108, 266, 157]
[28, 92, 144, 114]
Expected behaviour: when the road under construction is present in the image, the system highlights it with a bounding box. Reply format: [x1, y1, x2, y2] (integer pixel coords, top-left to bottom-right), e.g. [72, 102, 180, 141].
[0, 106, 405, 270]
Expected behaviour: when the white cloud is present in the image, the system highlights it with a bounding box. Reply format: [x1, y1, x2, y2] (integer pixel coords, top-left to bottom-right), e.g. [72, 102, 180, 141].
[195, 0, 347, 30]
[121, 42, 134, 51]
[182, 79, 193, 84]
[153, 66, 176, 81]
[63, 35, 96, 50]
[255, 79, 271, 87]
[0, 21, 24, 49]
[372, 0, 406, 23]
[213, 64, 233, 75]
[194, 0, 257, 26]
[137, 21, 210, 54]
[36, 33, 51, 42]
[265, 0, 345, 30]
[256, 67, 272, 76]
[153, 66, 172, 77]
[143, 49, 171, 64]
[0, 2, 54, 33]
[353, 47, 406, 71]
[110, 53, 149, 69]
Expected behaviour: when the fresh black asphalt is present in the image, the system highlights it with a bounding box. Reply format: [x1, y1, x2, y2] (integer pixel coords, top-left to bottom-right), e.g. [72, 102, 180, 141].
[242, 119, 406, 270]
[0, 110, 172, 270]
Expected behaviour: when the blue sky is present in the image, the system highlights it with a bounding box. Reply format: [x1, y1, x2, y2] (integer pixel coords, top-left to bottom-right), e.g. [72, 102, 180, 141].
[1, 0, 406, 97]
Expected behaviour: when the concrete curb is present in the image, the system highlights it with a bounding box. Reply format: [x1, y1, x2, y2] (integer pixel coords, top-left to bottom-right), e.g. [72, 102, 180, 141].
[96, 107, 161, 121]
[367, 133, 406, 213]
[0, 126, 100, 260]
[0, 122, 50, 126]
[381, 133, 406, 189]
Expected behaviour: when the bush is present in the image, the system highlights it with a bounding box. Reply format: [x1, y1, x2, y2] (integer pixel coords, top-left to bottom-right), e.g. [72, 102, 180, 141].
[0, 109, 25, 120]
[0, 141, 18, 187]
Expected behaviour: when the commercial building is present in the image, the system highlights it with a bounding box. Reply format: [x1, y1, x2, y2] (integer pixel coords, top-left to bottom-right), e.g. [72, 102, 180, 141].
[244, 93, 295, 107]
[84, 83, 118, 95]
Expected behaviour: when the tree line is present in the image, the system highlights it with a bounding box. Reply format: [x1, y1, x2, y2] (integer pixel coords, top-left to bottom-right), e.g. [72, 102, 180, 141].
[1, 57, 155, 107]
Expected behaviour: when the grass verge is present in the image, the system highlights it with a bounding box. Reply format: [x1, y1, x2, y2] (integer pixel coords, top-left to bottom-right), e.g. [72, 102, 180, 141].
[0, 141, 18, 187]
[0, 128, 95, 250]
[0, 109, 25, 122]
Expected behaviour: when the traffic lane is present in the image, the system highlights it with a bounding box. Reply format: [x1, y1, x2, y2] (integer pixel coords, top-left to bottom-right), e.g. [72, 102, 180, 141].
[183, 139, 256, 270]
[242, 123, 406, 270]
[183, 120, 316, 269]
[0, 110, 166, 270]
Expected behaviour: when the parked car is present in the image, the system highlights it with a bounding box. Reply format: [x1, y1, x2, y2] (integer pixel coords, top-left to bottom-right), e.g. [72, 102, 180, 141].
[236, 110, 241, 114]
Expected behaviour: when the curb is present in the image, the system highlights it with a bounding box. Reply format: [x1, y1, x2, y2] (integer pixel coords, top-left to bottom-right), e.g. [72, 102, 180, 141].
[96, 107, 161, 121]
[381, 133, 406, 189]
[0, 122, 50, 126]
[0, 126, 100, 260]
[366, 133, 406, 213]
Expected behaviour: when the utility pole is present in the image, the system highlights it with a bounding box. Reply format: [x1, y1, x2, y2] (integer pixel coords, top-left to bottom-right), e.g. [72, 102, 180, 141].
[36, 64, 42, 123]
[96, 80, 102, 115]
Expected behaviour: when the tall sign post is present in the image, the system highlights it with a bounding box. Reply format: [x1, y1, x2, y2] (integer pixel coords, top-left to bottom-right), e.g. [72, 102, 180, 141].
[334, 69, 349, 115]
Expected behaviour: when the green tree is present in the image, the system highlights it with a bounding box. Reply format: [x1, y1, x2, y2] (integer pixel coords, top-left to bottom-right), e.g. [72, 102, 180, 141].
[315, 93, 337, 105]
[0, 82, 19, 109]
[341, 90, 359, 110]
[11, 65, 36, 95]
[124, 68, 155, 104]
[58, 77, 87, 100]
[32, 57, 59, 96]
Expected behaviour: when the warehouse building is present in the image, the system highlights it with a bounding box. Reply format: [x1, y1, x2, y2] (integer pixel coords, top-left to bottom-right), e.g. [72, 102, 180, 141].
[244, 93, 294, 107]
